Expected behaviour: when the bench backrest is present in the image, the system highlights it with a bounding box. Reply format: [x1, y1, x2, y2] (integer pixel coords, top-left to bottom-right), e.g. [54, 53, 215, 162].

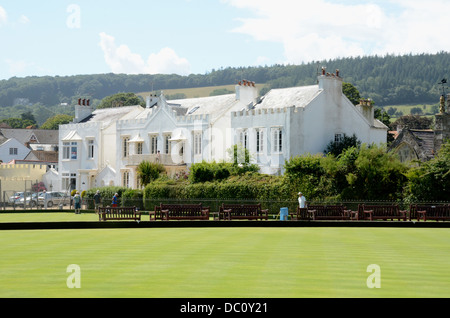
[358, 204, 399, 216]
[221, 203, 262, 216]
[98, 206, 136, 217]
[307, 205, 346, 216]
[410, 204, 450, 218]
[160, 203, 205, 217]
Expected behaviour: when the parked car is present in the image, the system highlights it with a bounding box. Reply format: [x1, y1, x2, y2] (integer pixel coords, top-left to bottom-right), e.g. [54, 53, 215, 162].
[17, 193, 40, 207]
[8, 192, 32, 206]
[38, 191, 70, 207]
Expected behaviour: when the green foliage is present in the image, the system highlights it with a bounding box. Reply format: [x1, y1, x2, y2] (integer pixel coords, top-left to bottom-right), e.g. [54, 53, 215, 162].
[324, 133, 361, 156]
[136, 161, 165, 186]
[342, 82, 361, 105]
[97, 92, 145, 109]
[284, 153, 333, 200]
[40, 114, 74, 129]
[0, 117, 36, 128]
[189, 160, 259, 184]
[389, 115, 433, 130]
[122, 189, 144, 209]
[285, 144, 409, 201]
[405, 140, 450, 202]
[374, 108, 391, 127]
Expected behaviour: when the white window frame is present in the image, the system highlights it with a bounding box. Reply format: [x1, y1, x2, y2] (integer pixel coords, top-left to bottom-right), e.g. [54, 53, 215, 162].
[122, 137, 130, 158]
[164, 134, 171, 155]
[122, 170, 130, 188]
[239, 129, 248, 149]
[335, 133, 343, 144]
[70, 142, 78, 160]
[136, 142, 143, 155]
[272, 127, 283, 153]
[87, 139, 94, 159]
[9, 147, 18, 155]
[256, 128, 264, 154]
[63, 142, 70, 160]
[194, 131, 202, 155]
[150, 134, 158, 155]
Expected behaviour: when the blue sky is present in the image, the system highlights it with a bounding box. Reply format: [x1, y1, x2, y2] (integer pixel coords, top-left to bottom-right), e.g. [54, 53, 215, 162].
[0, 0, 449, 80]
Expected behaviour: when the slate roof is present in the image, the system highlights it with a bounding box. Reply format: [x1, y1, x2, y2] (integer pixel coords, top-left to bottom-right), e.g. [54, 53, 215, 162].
[169, 94, 239, 120]
[79, 105, 144, 127]
[0, 128, 59, 145]
[255, 85, 321, 109]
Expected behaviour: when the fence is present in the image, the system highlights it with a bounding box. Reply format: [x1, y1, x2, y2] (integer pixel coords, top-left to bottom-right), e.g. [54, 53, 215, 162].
[2, 195, 448, 216]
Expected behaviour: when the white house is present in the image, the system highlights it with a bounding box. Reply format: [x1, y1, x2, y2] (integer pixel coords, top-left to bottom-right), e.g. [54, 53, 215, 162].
[231, 70, 388, 174]
[0, 138, 31, 163]
[58, 69, 388, 191]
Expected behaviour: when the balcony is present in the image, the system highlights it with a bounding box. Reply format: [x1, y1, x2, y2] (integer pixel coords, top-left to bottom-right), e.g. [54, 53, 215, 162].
[126, 153, 184, 166]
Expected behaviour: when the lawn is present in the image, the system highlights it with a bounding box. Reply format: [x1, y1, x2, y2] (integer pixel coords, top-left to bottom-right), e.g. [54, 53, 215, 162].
[0, 221, 449, 298]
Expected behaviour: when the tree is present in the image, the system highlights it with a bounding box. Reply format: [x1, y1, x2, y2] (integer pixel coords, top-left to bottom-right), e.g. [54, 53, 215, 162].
[389, 115, 433, 130]
[374, 108, 391, 127]
[40, 114, 74, 130]
[97, 92, 145, 109]
[136, 161, 165, 187]
[324, 133, 361, 156]
[406, 140, 450, 202]
[342, 82, 361, 105]
[0, 117, 36, 128]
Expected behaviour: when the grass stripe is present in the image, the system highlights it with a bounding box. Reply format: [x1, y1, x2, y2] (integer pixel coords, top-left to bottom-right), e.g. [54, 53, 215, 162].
[0, 228, 449, 298]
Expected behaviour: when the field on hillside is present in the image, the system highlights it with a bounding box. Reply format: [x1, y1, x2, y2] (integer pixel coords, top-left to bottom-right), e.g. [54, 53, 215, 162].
[0, 220, 449, 298]
[137, 84, 265, 100]
[380, 103, 440, 120]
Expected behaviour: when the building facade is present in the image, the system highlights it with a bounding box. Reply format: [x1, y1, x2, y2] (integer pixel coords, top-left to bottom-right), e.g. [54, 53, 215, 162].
[58, 70, 388, 192]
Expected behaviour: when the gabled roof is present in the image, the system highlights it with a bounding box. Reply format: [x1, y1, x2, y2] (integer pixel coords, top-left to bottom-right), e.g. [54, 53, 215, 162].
[62, 130, 82, 141]
[79, 105, 144, 128]
[256, 85, 321, 109]
[0, 128, 59, 145]
[389, 128, 435, 161]
[169, 94, 238, 120]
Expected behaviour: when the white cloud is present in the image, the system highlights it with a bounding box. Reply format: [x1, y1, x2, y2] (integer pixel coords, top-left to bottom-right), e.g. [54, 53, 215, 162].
[0, 6, 7, 26]
[223, 0, 450, 64]
[99, 32, 191, 76]
[18, 15, 30, 24]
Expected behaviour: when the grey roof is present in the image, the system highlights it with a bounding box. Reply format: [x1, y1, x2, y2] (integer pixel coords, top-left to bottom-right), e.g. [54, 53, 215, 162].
[410, 129, 435, 160]
[0, 128, 59, 145]
[80, 106, 144, 127]
[256, 85, 321, 109]
[389, 128, 436, 161]
[169, 94, 239, 120]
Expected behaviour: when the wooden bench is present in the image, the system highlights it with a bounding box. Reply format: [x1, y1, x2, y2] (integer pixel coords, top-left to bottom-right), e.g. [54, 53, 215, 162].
[219, 203, 268, 220]
[160, 203, 210, 221]
[98, 206, 141, 222]
[357, 204, 408, 221]
[410, 204, 450, 222]
[290, 207, 309, 220]
[291, 205, 352, 221]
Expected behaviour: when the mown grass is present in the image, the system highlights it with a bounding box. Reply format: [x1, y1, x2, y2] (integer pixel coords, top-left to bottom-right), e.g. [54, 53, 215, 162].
[0, 221, 448, 298]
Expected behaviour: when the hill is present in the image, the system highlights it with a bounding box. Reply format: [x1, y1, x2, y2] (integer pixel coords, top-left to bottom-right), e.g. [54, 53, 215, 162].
[0, 52, 448, 125]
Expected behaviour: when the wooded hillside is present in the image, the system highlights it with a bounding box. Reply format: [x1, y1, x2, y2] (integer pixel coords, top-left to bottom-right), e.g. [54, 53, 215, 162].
[0, 52, 448, 118]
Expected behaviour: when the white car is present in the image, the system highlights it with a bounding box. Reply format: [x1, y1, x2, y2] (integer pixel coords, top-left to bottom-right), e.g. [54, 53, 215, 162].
[38, 192, 70, 207]
[9, 192, 32, 206]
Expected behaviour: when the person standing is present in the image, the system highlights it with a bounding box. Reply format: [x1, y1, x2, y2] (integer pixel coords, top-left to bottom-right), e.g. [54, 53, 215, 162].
[112, 193, 118, 207]
[93, 190, 101, 212]
[73, 191, 81, 214]
[298, 192, 306, 208]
